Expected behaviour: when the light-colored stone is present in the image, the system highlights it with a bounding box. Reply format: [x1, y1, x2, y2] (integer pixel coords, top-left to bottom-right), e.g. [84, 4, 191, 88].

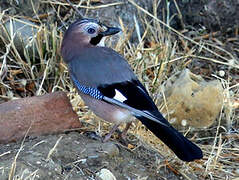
[160, 69, 224, 128]
[96, 168, 116, 180]
[0, 92, 81, 144]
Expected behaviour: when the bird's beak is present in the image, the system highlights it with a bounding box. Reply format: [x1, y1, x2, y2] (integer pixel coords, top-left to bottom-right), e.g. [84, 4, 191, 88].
[99, 25, 121, 36]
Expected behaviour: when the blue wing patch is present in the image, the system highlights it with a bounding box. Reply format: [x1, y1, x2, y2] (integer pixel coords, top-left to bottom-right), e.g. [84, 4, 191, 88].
[71, 74, 104, 100]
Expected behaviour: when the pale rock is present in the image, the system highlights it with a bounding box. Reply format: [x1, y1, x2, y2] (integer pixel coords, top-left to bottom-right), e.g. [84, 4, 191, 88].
[160, 69, 223, 128]
[96, 168, 116, 180]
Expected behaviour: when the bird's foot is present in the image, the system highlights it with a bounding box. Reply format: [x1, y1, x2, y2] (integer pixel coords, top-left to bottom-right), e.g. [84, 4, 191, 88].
[102, 133, 112, 143]
[91, 122, 133, 143]
[103, 122, 133, 144]
[103, 129, 129, 145]
[102, 124, 120, 142]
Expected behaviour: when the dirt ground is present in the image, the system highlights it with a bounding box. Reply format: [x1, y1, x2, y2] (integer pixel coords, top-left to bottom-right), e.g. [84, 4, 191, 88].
[0, 132, 185, 180]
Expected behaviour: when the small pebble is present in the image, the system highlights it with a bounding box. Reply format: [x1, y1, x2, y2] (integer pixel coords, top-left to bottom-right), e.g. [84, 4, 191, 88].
[218, 70, 225, 77]
[96, 168, 116, 180]
[181, 119, 187, 126]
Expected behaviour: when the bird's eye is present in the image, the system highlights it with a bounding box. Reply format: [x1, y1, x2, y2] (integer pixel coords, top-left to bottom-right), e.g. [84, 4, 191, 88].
[87, 28, 96, 34]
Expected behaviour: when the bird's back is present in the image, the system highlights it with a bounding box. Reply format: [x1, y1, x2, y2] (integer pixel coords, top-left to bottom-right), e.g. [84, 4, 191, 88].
[67, 47, 137, 87]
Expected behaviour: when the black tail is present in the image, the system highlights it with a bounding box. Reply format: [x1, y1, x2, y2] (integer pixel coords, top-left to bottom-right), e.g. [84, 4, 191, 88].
[137, 113, 203, 162]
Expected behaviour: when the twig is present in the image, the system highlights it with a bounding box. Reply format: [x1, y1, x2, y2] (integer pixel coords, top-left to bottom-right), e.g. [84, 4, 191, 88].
[66, 0, 84, 18]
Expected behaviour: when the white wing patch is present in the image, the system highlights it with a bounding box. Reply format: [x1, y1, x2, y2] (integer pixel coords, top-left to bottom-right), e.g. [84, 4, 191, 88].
[113, 89, 127, 102]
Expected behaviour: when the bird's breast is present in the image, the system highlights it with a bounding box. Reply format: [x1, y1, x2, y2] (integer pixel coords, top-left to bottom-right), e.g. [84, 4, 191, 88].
[79, 92, 133, 125]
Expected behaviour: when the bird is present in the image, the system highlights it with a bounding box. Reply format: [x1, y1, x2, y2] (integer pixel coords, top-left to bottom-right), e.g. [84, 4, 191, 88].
[61, 18, 203, 162]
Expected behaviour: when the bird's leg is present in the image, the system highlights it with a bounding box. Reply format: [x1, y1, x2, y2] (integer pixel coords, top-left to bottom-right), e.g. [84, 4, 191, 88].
[103, 124, 120, 142]
[120, 122, 132, 140]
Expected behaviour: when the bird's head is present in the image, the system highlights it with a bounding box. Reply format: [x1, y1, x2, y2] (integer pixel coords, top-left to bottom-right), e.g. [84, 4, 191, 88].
[62, 18, 121, 47]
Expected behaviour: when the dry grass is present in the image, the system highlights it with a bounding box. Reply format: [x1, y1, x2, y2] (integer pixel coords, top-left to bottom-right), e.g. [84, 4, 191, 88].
[0, 0, 238, 179]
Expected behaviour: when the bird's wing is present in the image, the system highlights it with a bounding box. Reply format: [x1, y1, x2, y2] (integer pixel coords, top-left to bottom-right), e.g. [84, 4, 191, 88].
[98, 80, 156, 111]
[97, 80, 169, 127]
[68, 47, 169, 127]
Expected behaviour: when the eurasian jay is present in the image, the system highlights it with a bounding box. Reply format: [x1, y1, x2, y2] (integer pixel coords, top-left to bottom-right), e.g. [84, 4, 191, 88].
[61, 18, 203, 162]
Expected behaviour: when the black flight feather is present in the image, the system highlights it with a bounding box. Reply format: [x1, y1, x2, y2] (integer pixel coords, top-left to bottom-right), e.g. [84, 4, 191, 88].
[98, 80, 157, 111]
